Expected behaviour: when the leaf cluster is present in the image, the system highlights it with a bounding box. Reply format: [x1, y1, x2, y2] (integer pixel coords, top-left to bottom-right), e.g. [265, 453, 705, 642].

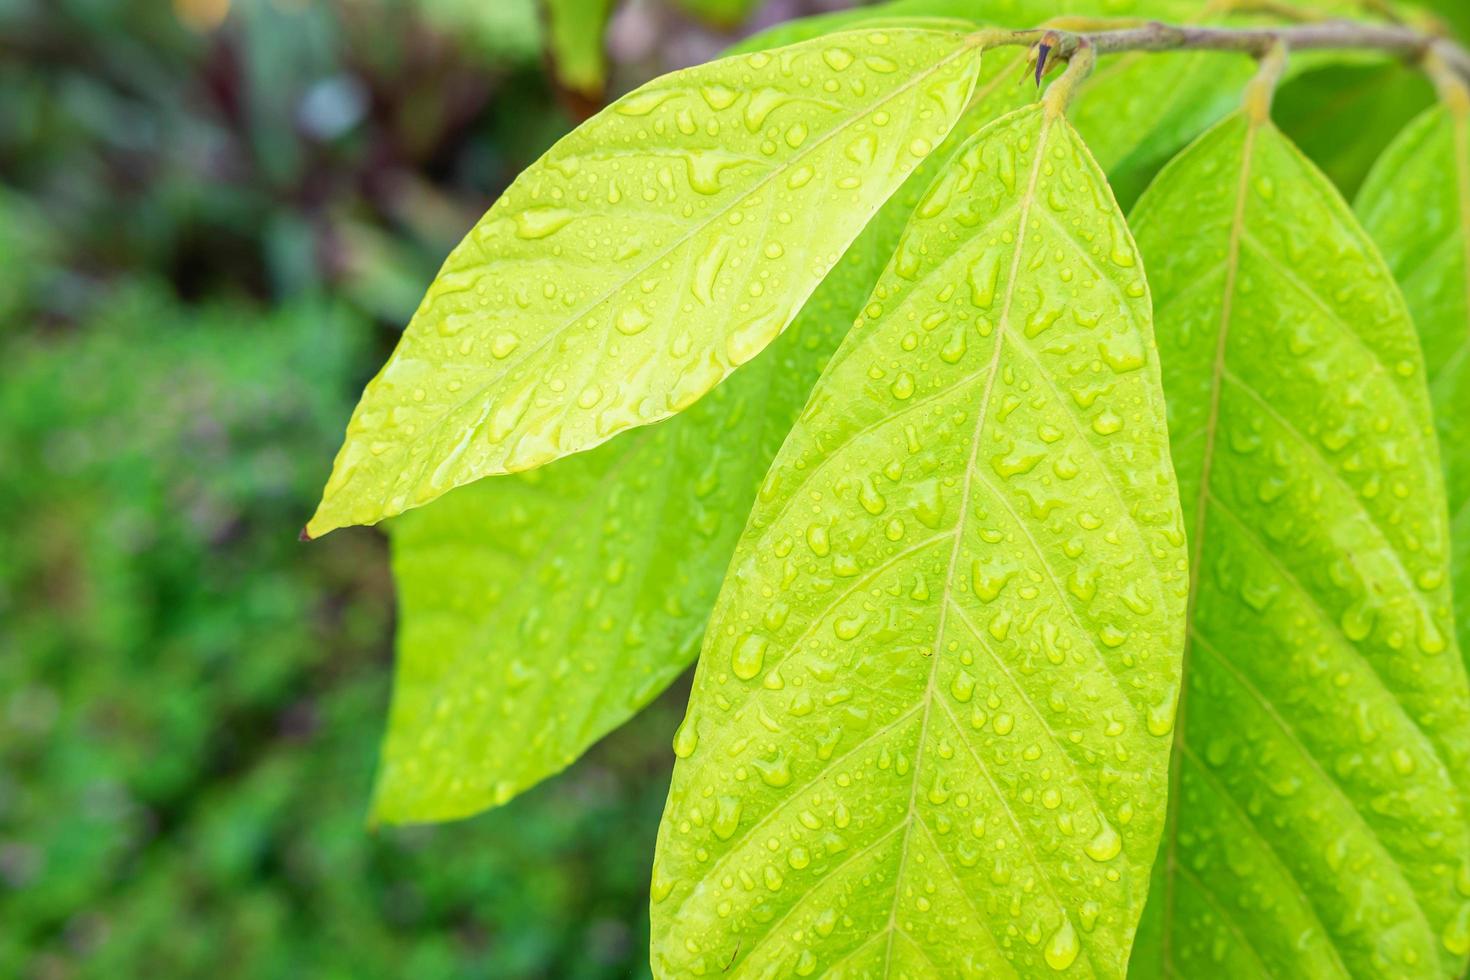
[309, 0, 1470, 974]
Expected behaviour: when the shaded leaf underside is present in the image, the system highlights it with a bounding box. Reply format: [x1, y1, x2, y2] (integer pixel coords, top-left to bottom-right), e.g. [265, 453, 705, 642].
[651, 104, 1187, 979]
[1127, 112, 1470, 978]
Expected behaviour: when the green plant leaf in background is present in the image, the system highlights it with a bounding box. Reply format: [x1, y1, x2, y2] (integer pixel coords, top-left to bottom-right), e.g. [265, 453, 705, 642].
[673, 0, 759, 29]
[1357, 94, 1470, 684]
[1069, 43, 1255, 209]
[650, 102, 1187, 977]
[1127, 109, 1470, 977]
[544, 0, 617, 97]
[306, 29, 986, 537]
[413, 0, 544, 64]
[1275, 61, 1434, 198]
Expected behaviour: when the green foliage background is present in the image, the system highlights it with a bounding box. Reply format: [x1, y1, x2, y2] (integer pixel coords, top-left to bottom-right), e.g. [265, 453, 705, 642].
[5, 0, 1469, 977]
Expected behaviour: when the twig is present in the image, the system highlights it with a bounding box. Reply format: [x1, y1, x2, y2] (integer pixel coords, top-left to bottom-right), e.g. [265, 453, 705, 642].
[980, 18, 1470, 85]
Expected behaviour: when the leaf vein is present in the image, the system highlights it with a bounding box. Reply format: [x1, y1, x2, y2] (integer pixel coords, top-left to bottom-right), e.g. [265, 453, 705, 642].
[1187, 627, 1438, 945]
[670, 702, 926, 917]
[882, 102, 1059, 979]
[1218, 367, 1436, 620]
[934, 696, 1094, 976]
[1177, 744, 1352, 978]
[1202, 490, 1457, 789]
[733, 820, 909, 971]
[947, 599, 1119, 835]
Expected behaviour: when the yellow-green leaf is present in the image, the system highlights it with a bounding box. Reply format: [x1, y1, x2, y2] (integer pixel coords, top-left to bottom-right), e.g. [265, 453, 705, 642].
[736, 1, 1255, 210]
[650, 102, 1187, 978]
[373, 184, 893, 824]
[1358, 100, 1470, 681]
[306, 29, 986, 537]
[1128, 110, 1470, 977]
[369, 41, 1041, 823]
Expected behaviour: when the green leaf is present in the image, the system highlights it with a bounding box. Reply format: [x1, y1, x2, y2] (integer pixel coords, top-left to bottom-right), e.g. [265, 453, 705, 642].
[734, 0, 1261, 210]
[544, 0, 616, 97]
[1357, 101, 1470, 687]
[673, 0, 759, 29]
[371, 42, 1042, 824]
[650, 102, 1187, 978]
[1066, 20, 1390, 209]
[1275, 62, 1433, 197]
[1127, 110, 1470, 977]
[723, 5, 888, 56]
[307, 29, 986, 537]
[738, 2, 1276, 214]
[413, 0, 543, 64]
[373, 185, 895, 824]
[1071, 47, 1255, 208]
[1418, 0, 1470, 40]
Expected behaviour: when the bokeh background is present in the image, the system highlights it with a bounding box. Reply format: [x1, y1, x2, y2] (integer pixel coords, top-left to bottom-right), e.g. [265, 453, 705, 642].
[6, 0, 1470, 977]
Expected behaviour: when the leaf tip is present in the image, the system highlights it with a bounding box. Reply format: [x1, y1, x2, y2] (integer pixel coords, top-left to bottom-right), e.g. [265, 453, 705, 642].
[298, 525, 313, 543]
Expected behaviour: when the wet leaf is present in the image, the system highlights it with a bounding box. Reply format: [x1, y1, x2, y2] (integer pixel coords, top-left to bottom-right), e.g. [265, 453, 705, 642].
[373, 184, 887, 823]
[1071, 47, 1255, 208]
[1358, 102, 1470, 681]
[1128, 111, 1470, 977]
[306, 29, 986, 536]
[650, 103, 1187, 978]
[370, 36, 1048, 822]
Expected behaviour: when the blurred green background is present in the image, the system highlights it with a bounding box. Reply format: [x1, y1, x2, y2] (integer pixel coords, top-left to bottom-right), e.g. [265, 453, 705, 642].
[6, 0, 1467, 977]
[0, 0, 834, 975]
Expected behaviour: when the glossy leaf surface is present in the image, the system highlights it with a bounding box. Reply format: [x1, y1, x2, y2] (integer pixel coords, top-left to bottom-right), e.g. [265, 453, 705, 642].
[737, 0, 1253, 208]
[1358, 101, 1470, 678]
[307, 29, 985, 536]
[370, 39, 1046, 823]
[651, 103, 1187, 978]
[1128, 111, 1470, 978]
[375, 177, 898, 824]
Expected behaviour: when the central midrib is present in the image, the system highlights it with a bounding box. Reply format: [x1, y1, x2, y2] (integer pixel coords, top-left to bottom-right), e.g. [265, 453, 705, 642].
[878, 106, 1086, 976]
